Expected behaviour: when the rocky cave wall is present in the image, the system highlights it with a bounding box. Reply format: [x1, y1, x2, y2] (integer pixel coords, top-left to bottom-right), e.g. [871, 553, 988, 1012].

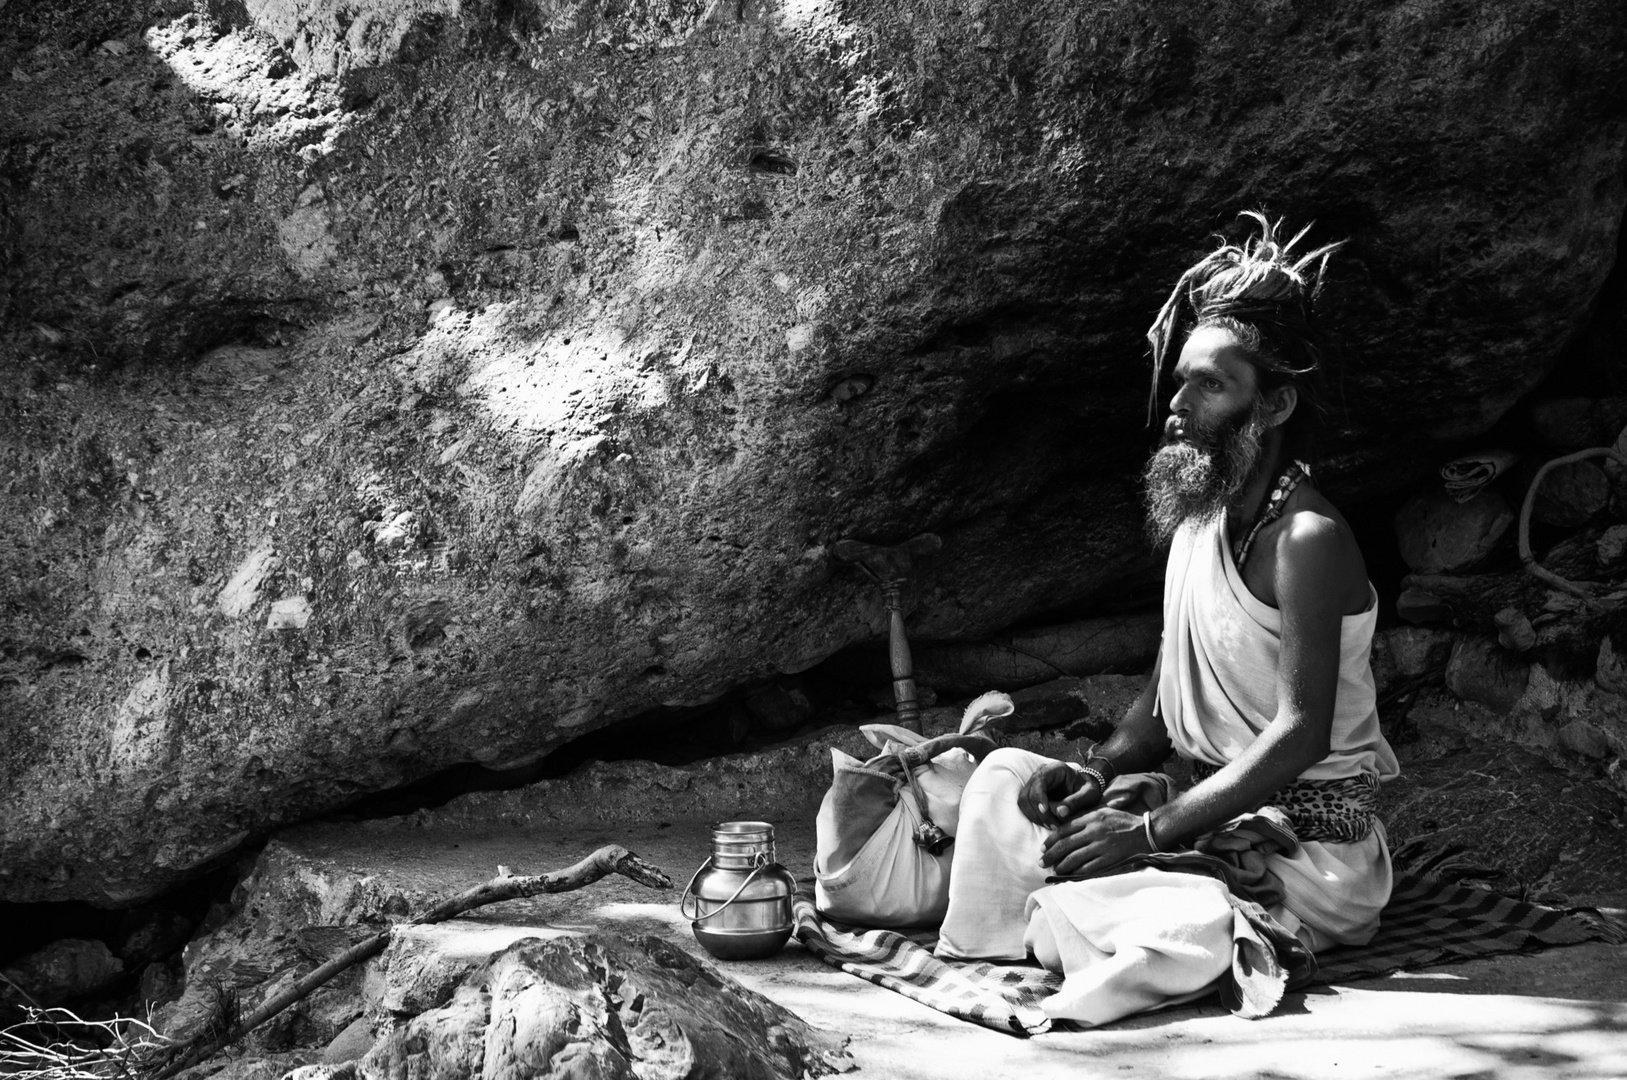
[2, 0, 1626, 908]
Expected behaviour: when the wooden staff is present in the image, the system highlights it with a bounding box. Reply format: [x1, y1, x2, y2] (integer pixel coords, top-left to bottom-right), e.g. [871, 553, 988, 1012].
[834, 533, 941, 733]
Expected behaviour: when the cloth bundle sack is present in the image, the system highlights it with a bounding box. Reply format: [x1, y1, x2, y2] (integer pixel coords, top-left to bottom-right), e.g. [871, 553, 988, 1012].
[814, 694, 1010, 928]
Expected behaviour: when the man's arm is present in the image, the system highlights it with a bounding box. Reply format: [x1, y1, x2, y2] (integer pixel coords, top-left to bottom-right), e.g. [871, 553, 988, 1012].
[1090, 663, 1175, 777]
[1016, 660, 1172, 827]
[1040, 510, 1358, 874]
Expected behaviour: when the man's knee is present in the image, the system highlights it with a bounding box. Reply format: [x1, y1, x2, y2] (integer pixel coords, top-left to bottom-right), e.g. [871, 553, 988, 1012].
[966, 746, 1056, 798]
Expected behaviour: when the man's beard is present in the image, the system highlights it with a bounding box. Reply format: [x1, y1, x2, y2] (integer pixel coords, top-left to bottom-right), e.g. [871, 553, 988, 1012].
[1142, 399, 1272, 545]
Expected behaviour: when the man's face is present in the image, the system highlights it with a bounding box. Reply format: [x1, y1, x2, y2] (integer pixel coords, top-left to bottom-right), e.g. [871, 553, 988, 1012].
[1143, 326, 1272, 543]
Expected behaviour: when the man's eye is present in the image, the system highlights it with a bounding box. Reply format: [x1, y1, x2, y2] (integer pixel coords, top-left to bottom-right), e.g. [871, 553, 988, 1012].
[1203, 379, 1223, 391]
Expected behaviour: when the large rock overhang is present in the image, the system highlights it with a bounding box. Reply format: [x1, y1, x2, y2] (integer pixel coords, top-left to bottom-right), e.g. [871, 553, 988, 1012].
[0, 0, 1624, 904]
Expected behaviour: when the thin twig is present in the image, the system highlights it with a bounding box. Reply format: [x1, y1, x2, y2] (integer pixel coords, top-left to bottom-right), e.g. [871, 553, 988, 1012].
[0, 1007, 170, 1080]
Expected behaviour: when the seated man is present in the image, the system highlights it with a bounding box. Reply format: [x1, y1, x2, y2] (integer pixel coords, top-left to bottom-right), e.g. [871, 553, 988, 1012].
[937, 214, 1399, 964]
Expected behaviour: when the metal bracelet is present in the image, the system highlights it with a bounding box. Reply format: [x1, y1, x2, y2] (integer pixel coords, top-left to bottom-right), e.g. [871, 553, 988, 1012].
[1079, 765, 1109, 794]
[1143, 811, 1161, 854]
[1084, 753, 1118, 785]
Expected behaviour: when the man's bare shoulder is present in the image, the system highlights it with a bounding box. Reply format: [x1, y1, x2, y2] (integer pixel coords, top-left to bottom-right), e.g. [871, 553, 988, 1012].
[1271, 489, 1371, 615]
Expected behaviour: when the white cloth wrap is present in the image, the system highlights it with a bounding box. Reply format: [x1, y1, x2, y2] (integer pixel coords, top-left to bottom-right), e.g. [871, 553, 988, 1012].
[1158, 516, 1399, 783]
[1157, 514, 1398, 948]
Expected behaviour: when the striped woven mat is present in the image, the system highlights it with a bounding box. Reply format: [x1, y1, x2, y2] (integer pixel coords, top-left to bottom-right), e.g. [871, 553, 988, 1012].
[791, 869, 1626, 1036]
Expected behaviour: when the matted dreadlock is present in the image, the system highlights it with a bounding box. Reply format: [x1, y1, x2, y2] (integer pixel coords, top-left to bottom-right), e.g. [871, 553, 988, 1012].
[1146, 212, 1343, 461]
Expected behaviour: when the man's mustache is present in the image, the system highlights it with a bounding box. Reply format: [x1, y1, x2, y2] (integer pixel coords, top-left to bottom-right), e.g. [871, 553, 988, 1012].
[1162, 415, 1214, 449]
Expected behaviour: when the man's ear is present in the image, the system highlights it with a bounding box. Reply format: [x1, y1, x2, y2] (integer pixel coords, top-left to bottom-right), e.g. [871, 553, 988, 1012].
[1266, 385, 1298, 428]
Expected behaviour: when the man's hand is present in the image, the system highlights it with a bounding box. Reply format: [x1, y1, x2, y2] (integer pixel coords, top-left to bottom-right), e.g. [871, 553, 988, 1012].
[1018, 763, 1099, 828]
[1041, 806, 1151, 877]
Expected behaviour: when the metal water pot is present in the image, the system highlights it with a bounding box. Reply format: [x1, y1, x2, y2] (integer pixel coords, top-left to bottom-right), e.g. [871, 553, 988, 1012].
[680, 821, 797, 960]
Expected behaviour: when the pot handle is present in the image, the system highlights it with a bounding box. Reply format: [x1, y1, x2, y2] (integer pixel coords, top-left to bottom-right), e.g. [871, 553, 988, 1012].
[680, 854, 798, 921]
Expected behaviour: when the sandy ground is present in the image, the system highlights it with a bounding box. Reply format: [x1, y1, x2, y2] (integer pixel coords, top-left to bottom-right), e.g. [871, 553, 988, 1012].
[271, 815, 1627, 1080]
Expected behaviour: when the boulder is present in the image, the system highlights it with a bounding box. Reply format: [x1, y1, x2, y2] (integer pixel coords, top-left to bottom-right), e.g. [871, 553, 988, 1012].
[2, 0, 1626, 904]
[1530, 459, 1611, 528]
[1529, 398, 1597, 450]
[323, 1016, 378, 1065]
[1599, 636, 1627, 696]
[1597, 524, 1627, 567]
[743, 680, 817, 735]
[1512, 663, 1564, 729]
[0, 939, 124, 1007]
[1445, 637, 1530, 716]
[114, 903, 195, 965]
[1394, 587, 1453, 626]
[1394, 488, 1516, 573]
[292, 935, 849, 1080]
[999, 677, 1094, 733]
[156, 818, 850, 1079]
[367, 720, 1095, 835]
[1527, 396, 1627, 451]
[912, 614, 1165, 695]
[138, 959, 180, 1008]
[1369, 627, 1455, 696]
[1558, 720, 1613, 760]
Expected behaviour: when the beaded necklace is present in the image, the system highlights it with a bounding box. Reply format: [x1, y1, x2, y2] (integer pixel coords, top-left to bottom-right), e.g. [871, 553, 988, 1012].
[1232, 458, 1309, 572]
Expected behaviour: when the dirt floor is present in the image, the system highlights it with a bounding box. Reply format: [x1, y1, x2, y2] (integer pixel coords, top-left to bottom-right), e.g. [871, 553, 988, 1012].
[251, 810, 1627, 1080]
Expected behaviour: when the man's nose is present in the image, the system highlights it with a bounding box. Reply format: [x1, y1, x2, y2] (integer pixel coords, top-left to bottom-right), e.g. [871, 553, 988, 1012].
[1170, 383, 1193, 416]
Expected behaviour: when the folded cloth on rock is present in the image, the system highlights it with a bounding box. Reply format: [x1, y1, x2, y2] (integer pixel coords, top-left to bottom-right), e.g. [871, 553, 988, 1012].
[1441, 449, 1519, 502]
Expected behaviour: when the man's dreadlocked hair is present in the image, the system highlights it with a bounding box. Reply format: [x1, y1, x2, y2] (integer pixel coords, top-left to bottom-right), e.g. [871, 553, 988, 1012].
[1146, 212, 1343, 462]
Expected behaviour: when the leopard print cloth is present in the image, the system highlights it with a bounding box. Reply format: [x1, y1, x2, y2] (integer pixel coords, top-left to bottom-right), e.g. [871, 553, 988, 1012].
[1187, 759, 1379, 843]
